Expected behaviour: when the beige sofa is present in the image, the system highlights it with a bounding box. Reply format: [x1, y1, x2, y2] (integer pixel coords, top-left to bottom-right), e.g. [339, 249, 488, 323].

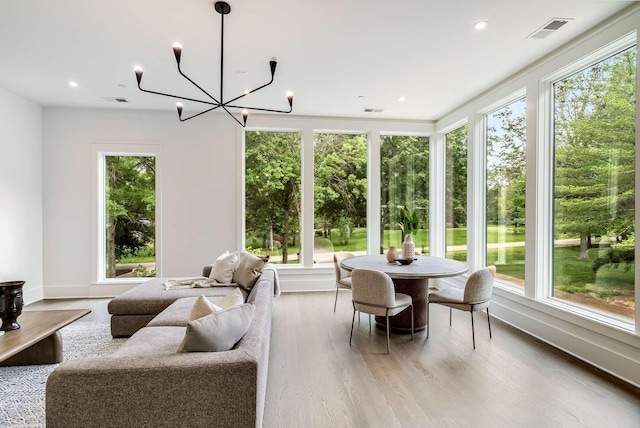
[46, 268, 275, 428]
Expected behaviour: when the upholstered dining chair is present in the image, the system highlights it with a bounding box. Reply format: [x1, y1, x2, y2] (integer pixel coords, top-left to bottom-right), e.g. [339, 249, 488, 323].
[427, 266, 496, 349]
[349, 269, 414, 354]
[333, 252, 355, 312]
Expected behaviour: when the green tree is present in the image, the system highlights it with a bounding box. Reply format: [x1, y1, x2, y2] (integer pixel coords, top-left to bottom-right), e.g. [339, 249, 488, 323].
[314, 134, 368, 242]
[245, 131, 301, 264]
[105, 156, 155, 278]
[380, 135, 429, 246]
[554, 47, 636, 259]
[446, 126, 468, 228]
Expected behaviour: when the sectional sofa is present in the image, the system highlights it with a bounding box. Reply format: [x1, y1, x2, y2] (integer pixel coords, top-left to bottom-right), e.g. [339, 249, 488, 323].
[46, 266, 275, 428]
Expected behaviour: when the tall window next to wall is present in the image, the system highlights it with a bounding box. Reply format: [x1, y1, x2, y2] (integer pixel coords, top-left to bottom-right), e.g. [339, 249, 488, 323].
[380, 135, 429, 255]
[104, 155, 156, 279]
[553, 45, 636, 322]
[314, 133, 367, 262]
[486, 98, 527, 286]
[445, 125, 468, 262]
[245, 131, 302, 264]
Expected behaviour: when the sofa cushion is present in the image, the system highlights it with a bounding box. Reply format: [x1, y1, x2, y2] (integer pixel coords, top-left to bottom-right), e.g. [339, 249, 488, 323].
[190, 295, 221, 321]
[112, 326, 186, 357]
[210, 251, 240, 283]
[179, 303, 256, 352]
[233, 254, 268, 291]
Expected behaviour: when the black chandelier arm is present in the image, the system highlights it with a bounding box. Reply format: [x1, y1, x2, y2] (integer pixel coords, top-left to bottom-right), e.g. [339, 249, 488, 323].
[224, 75, 275, 105]
[137, 83, 218, 106]
[225, 104, 293, 114]
[178, 105, 222, 122]
[220, 105, 246, 127]
[176, 63, 221, 104]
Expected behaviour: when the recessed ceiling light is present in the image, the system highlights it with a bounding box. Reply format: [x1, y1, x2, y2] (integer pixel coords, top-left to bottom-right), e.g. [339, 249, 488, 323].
[68, 81, 78, 88]
[473, 21, 489, 31]
[398, 96, 406, 102]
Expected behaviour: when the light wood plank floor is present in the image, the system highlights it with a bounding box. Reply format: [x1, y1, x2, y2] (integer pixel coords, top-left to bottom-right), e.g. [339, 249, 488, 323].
[27, 292, 639, 427]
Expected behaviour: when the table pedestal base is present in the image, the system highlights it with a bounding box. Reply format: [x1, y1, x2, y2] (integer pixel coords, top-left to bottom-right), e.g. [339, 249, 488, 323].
[0, 331, 63, 366]
[375, 277, 429, 332]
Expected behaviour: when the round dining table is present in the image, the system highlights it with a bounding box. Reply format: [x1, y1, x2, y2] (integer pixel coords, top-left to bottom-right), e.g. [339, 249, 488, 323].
[340, 254, 467, 332]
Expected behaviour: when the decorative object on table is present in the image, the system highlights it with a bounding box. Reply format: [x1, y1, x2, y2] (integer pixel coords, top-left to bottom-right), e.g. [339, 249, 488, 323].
[386, 246, 398, 263]
[402, 235, 416, 260]
[398, 206, 419, 259]
[0, 281, 25, 331]
[394, 258, 416, 266]
[133, 1, 294, 127]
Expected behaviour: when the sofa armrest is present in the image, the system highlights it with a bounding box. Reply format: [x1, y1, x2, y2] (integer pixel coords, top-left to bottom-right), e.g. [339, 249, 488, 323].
[46, 353, 258, 428]
[202, 264, 214, 277]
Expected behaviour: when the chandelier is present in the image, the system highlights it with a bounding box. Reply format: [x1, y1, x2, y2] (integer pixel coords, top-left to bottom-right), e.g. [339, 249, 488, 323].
[134, 1, 293, 127]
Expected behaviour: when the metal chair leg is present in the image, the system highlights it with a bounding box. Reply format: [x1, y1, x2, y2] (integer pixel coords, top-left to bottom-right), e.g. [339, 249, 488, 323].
[349, 307, 356, 346]
[333, 285, 339, 312]
[385, 313, 390, 355]
[368, 313, 371, 332]
[449, 307, 452, 326]
[487, 307, 492, 339]
[470, 311, 476, 349]
[426, 302, 430, 339]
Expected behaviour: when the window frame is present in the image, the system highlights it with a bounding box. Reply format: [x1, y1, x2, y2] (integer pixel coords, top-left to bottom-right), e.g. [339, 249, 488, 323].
[539, 33, 637, 330]
[92, 143, 162, 284]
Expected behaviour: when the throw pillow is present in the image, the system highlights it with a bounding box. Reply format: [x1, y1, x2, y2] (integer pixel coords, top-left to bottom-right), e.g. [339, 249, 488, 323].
[232, 254, 267, 291]
[189, 295, 221, 322]
[179, 303, 256, 352]
[210, 251, 239, 283]
[216, 288, 245, 309]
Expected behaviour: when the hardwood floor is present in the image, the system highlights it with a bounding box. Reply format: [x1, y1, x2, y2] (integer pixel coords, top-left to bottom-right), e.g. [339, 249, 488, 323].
[27, 292, 639, 427]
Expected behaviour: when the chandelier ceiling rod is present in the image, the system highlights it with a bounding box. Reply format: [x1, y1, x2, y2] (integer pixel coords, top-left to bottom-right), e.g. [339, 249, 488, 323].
[133, 1, 293, 127]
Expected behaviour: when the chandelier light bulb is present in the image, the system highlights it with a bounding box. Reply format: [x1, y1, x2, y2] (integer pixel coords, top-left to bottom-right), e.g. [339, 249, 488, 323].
[176, 102, 184, 118]
[134, 66, 144, 84]
[242, 109, 249, 126]
[172, 42, 183, 65]
[244, 89, 250, 95]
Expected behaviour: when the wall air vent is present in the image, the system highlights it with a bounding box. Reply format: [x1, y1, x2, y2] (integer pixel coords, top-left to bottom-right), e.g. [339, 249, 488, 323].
[363, 108, 384, 113]
[527, 18, 573, 40]
[101, 97, 129, 103]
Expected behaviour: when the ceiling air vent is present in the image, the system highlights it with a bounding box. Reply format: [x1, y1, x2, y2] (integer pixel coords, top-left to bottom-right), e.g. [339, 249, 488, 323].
[101, 97, 129, 103]
[363, 108, 384, 113]
[527, 18, 572, 40]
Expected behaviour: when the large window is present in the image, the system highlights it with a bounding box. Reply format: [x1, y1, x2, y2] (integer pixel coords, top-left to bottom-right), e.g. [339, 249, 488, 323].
[553, 45, 636, 322]
[245, 131, 302, 264]
[103, 155, 156, 279]
[486, 98, 526, 286]
[314, 133, 367, 262]
[380, 135, 429, 255]
[445, 125, 468, 261]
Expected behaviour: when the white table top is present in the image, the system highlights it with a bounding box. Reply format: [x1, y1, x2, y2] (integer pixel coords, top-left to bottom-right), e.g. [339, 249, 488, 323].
[340, 254, 467, 280]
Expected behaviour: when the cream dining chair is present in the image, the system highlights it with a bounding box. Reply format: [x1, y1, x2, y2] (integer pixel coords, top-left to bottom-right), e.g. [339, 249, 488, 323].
[333, 252, 355, 312]
[427, 266, 496, 349]
[349, 268, 414, 354]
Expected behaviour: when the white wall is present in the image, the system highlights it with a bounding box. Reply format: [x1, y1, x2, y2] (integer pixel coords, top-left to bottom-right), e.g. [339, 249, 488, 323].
[0, 87, 43, 304]
[42, 108, 238, 297]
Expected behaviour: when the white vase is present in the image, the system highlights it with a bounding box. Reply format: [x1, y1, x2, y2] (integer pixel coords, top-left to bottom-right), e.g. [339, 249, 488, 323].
[402, 235, 415, 259]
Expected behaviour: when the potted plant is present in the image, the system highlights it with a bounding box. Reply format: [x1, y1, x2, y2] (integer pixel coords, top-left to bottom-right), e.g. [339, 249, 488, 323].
[398, 206, 418, 259]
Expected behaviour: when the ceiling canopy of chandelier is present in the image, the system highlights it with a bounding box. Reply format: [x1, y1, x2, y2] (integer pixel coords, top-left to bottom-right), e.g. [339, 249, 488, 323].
[134, 1, 293, 127]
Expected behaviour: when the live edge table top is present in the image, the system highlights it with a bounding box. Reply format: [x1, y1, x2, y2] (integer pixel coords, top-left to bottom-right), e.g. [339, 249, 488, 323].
[0, 309, 90, 363]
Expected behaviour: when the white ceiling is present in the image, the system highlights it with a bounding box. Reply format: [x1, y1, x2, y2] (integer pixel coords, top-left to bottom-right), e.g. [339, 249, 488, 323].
[0, 0, 636, 121]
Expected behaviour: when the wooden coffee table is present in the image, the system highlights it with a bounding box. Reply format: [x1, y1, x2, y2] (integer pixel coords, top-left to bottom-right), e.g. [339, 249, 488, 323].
[0, 309, 90, 366]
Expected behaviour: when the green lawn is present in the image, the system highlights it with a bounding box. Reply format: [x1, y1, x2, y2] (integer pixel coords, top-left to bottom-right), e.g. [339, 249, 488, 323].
[117, 245, 155, 264]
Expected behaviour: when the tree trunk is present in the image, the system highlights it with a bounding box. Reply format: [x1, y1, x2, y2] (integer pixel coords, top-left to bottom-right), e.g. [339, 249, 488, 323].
[282, 209, 289, 264]
[578, 235, 590, 260]
[107, 216, 117, 277]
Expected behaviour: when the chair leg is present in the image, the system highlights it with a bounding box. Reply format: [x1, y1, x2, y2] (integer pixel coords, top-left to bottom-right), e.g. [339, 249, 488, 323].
[426, 302, 430, 339]
[349, 307, 356, 346]
[368, 313, 372, 332]
[333, 285, 339, 312]
[470, 311, 476, 350]
[449, 307, 452, 326]
[385, 313, 390, 355]
[487, 307, 492, 339]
